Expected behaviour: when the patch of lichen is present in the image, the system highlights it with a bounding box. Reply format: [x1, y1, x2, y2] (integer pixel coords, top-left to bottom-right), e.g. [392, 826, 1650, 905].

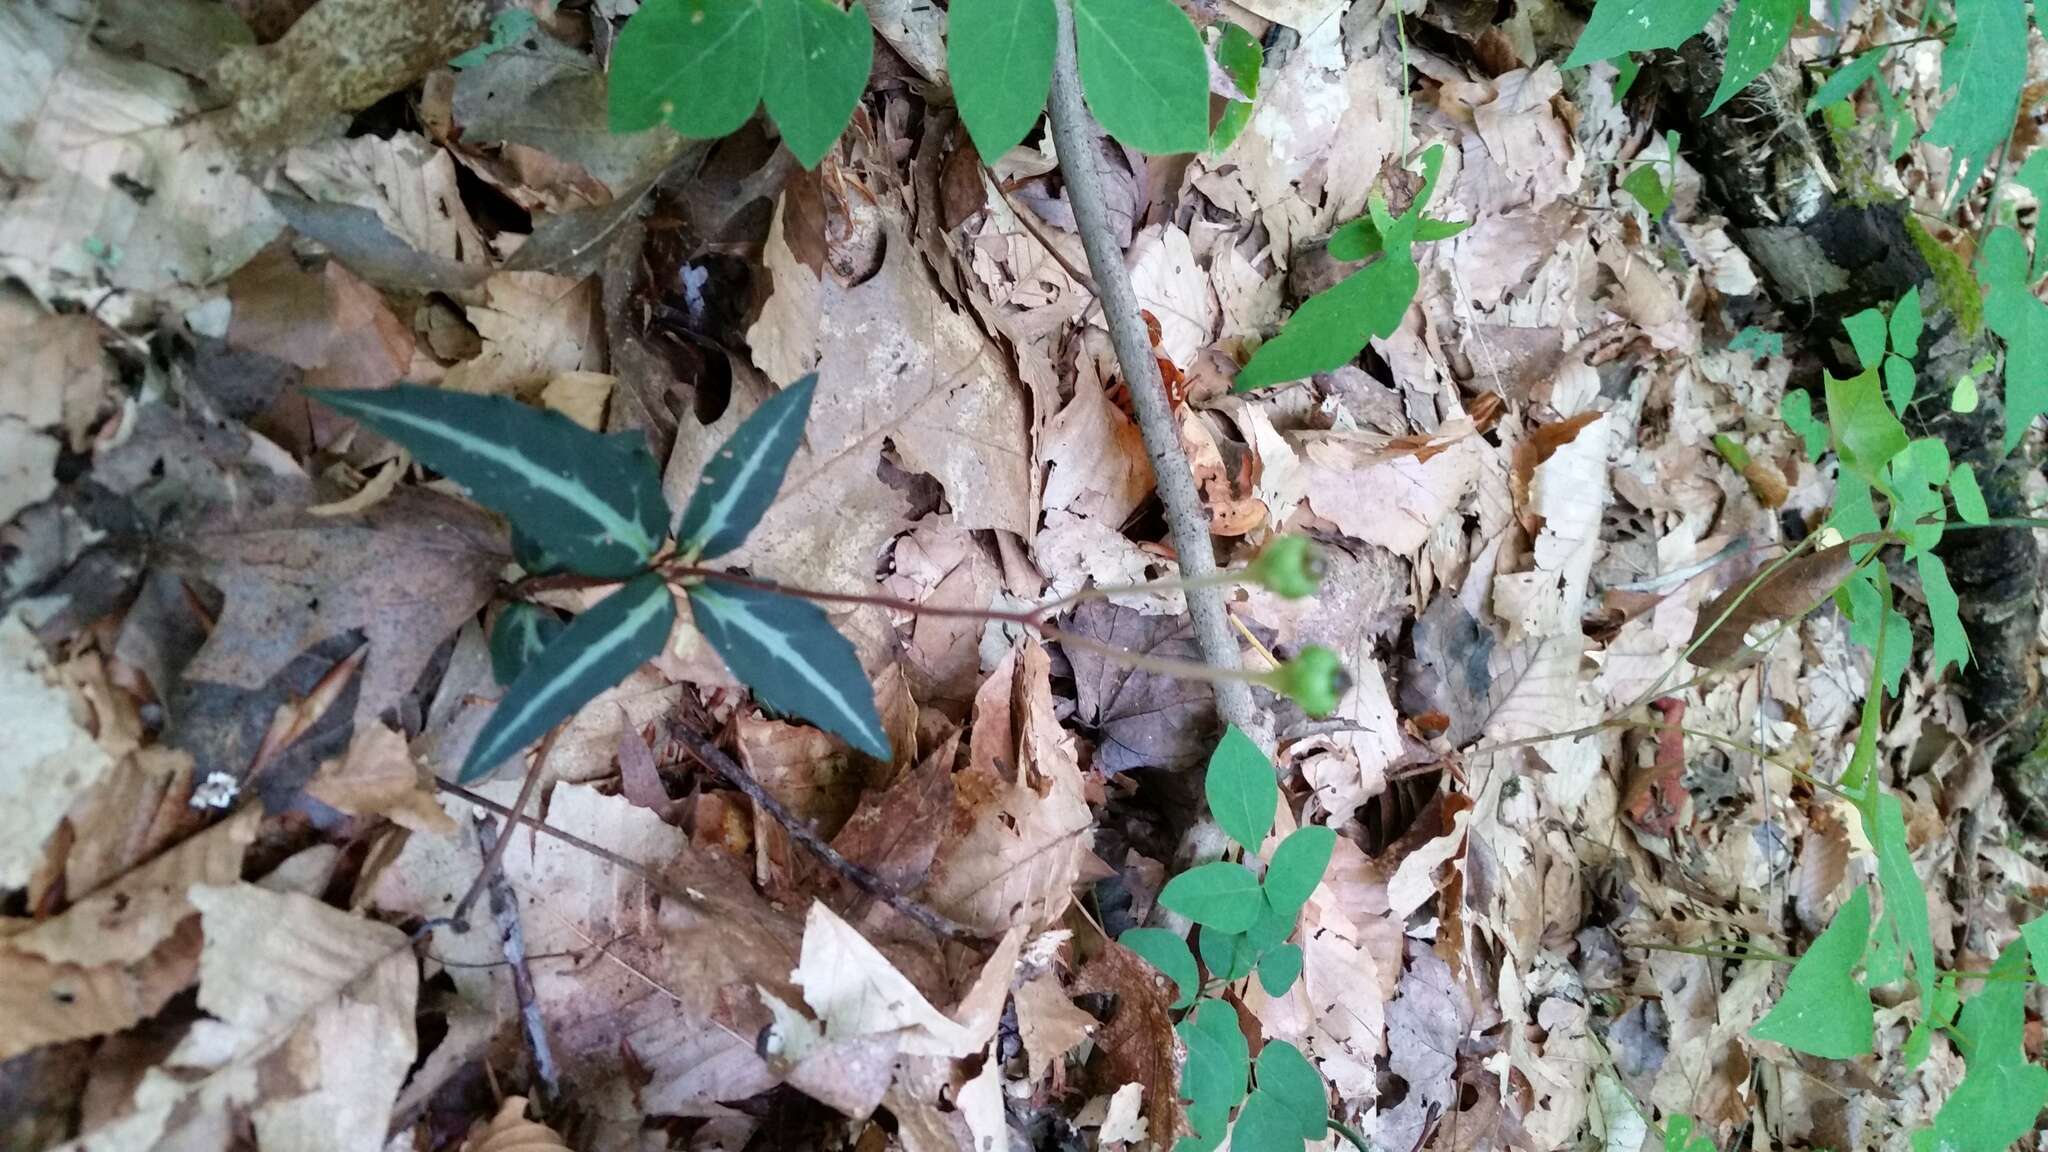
[1906, 214, 1984, 338]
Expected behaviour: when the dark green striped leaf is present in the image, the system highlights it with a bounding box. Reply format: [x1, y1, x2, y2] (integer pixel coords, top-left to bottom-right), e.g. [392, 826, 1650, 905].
[686, 578, 888, 757]
[677, 376, 816, 561]
[311, 387, 668, 578]
[490, 602, 565, 686]
[463, 573, 675, 781]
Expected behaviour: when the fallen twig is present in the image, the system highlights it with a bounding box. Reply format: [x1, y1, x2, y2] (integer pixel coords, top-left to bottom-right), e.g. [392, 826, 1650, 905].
[473, 814, 561, 1107]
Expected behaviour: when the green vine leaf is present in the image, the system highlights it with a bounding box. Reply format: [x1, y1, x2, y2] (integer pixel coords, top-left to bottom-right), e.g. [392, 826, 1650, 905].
[1781, 389, 1828, 459]
[686, 579, 889, 758]
[1749, 886, 1875, 1059]
[1254, 1039, 1327, 1139]
[1883, 354, 1916, 414]
[1071, 0, 1210, 155]
[763, 0, 873, 168]
[678, 376, 817, 560]
[1262, 826, 1334, 918]
[1980, 225, 2048, 452]
[1707, 0, 1798, 114]
[1806, 48, 1886, 114]
[310, 387, 667, 579]
[1867, 791, 1936, 1007]
[948, 0, 1057, 157]
[1825, 369, 1909, 488]
[1160, 861, 1264, 933]
[1948, 462, 1990, 525]
[1843, 307, 1888, 371]
[1919, 553, 1970, 678]
[609, 0, 769, 141]
[465, 573, 676, 781]
[1911, 941, 2048, 1152]
[1890, 287, 1924, 360]
[489, 602, 565, 687]
[1563, 0, 1720, 68]
[1923, 0, 2028, 202]
[1620, 163, 1670, 217]
[1255, 943, 1302, 997]
[1120, 927, 1198, 1009]
[1206, 724, 1277, 852]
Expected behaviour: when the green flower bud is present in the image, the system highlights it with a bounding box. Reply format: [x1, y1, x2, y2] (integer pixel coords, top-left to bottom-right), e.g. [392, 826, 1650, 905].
[1266, 645, 1347, 717]
[1247, 536, 1326, 599]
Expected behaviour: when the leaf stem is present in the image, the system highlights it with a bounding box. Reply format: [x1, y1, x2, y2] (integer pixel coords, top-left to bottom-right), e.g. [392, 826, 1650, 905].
[1329, 1118, 1375, 1152]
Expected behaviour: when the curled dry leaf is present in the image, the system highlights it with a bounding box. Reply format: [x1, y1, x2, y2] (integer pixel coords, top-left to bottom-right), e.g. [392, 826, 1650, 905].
[1687, 543, 1856, 670]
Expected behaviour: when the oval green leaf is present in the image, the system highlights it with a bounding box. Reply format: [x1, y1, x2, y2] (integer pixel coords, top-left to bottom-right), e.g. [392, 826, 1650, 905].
[1233, 252, 1417, 391]
[489, 602, 565, 687]
[1159, 860, 1263, 933]
[310, 386, 668, 578]
[1255, 943, 1302, 998]
[1262, 826, 1334, 918]
[1121, 927, 1198, 1009]
[678, 376, 817, 560]
[608, 0, 768, 138]
[949, 0, 1056, 158]
[1176, 998, 1249, 1117]
[1205, 724, 1276, 853]
[1071, 0, 1209, 155]
[1949, 462, 1989, 525]
[465, 572, 676, 781]
[763, 0, 873, 168]
[686, 579, 889, 758]
[1254, 1038, 1326, 1138]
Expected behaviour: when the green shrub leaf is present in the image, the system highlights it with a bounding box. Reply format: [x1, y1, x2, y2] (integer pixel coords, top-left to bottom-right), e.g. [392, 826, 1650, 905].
[1843, 307, 1888, 370]
[1262, 826, 1334, 918]
[609, 0, 768, 139]
[1255, 1039, 1326, 1138]
[1707, 0, 1798, 114]
[1120, 927, 1198, 1009]
[465, 573, 676, 781]
[310, 387, 667, 578]
[678, 376, 817, 560]
[489, 602, 565, 687]
[1206, 724, 1277, 852]
[1826, 369, 1909, 487]
[948, 0, 1056, 157]
[762, 0, 872, 168]
[1980, 225, 2048, 451]
[1160, 861, 1264, 932]
[1071, 0, 1209, 155]
[1922, 0, 2028, 201]
[1912, 941, 2048, 1152]
[1563, 0, 1720, 68]
[1866, 791, 1936, 1006]
[1781, 389, 1828, 459]
[1177, 998, 1249, 1118]
[1234, 249, 1417, 390]
[1883, 354, 1916, 414]
[1750, 885, 1875, 1058]
[1255, 943, 1302, 998]
[1246, 899, 1293, 952]
[1919, 553, 1971, 680]
[1228, 1090, 1296, 1152]
[686, 579, 889, 758]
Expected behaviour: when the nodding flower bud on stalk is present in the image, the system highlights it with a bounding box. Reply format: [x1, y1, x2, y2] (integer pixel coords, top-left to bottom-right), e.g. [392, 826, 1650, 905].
[1264, 645, 1347, 717]
[1246, 536, 1326, 599]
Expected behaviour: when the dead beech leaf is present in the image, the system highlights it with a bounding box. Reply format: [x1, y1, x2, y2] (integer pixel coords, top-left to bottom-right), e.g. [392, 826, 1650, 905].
[174, 486, 505, 728]
[925, 640, 1092, 935]
[1687, 544, 1854, 669]
[1013, 973, 1097, 1082]
[792, 902, 1009, 1058]
[306, 723, 457, 837]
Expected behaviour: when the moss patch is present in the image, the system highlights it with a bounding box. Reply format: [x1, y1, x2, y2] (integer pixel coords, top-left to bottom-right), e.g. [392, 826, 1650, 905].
[1906, 214, 1984, 338]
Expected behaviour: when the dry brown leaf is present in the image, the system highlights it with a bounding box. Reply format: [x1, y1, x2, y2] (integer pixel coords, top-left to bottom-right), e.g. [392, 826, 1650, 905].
[924, 640, 1091, 935]
[1687, 544, 1855, 669]
[1039, 376, 1154, 525]
[539, 371, 615, 431]
[879, 520, 1001, 717]
[282, 132, 491, 271]
[0, 292, 109, 448]
[1074, 943, 1183, 1149]
[0, 420, 59, 528]
[441, 272, 604, 397]
[1063, 601, 1214, 773]
[1300, 436, 1481, 557]
[791, 902, 1016, 1059]
[306, 723, 458, 837]
[0, 613, 117, 890]
[1012, 973, 1096, 1083]
[227, 244, 416, 395]
[461, 1098, 567, 1152]
[830, 729, 957, 890]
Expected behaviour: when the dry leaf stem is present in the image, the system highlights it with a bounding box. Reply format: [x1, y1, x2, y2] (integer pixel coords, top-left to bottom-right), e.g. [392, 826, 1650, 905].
[1044, 0, 1255, 735]
[473, 815, 561, 1106]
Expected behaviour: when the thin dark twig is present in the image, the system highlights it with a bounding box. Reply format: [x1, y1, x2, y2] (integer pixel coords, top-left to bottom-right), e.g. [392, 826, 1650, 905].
[665, 722, 988, 943]
[451, 721, 565, 928]
[474, 814, 560, 1105]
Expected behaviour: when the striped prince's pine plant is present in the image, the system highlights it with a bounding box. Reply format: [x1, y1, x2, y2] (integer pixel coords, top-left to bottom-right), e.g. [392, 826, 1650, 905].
[311, 376, 890, 783]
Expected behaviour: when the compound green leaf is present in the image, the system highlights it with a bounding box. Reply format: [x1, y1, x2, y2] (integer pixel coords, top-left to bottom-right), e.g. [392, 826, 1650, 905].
[1912, 941, 2048, 1152]
[1843, 307, 1887, 370]
[1254, 1038, 1326, 1138]
[948, 0, 1056, 157]
[465, 573, 675, 781]
[1199, 924, 1256, 981]
[1949, 462, 1989, 525]
[762, 0, 872, 168]
[1206, 724, 1277, 852]
[1826, 369, 1909, 487]
[1708, 0, 1798, 113]
[489, 602, 565, 686]
[1903, 976, 1960, 1069]
[1256, 943, 1303, 997]
[1262, 826, 1334, 918]
[1806, 47, 1884, 113]
[1246, 899, 1293, 952]
[1923, 0, 2028, 201]
[678, 376, 816, 560]
[1918, 553, 1969, 678]
[609, 0, 768, 137]
[310, 386, 667, 578]
[1781, 389, 1828, 459]
[1177, 998, 1250, 1118]
[1234, 251, 1416, 390]
[1229, 1090, 1297, 1152]
[1891, 286, 1924, 359]
[1121, 927, 1199, 1008]
[1750, 886, 1875, 1058]
[687, 579, 888, 757]
[1161, 862, 1264, 933]
[1564, 0, 1721, 68]
[1071, 0, 1209, 154]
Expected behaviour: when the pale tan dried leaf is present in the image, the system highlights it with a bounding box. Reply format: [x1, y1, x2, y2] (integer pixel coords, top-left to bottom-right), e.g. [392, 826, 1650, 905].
[0, 419, 59, 528]
[1097, 1083, 1148, 1145]
[539, 371, 614, 431]
[791, 902, 1003, 1059]
[0, 292, 108, 447]
[1127, 225, 1215, 367]
[0, 919, 203, 1062]
[441, 272, 603, 397]
[1039, 376, 1154, 525]
[1300, 436, 1480, 557]
[307, 723, 459, 837]
[462, 1098, 567, 1152]
[0, 613, 116, 889]
[283, 132, 490, 271]
[1012, 974, 1096, 1082]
